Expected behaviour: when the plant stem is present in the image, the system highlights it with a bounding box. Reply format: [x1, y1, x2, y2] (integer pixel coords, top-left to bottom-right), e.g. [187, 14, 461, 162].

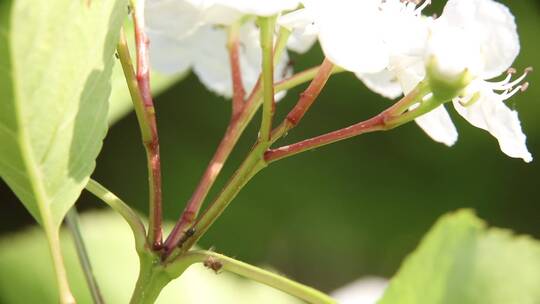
[228, 19, 246, 117]
[272, 58, 335, 140]
[66, 208, 105, 304]
[265, 82, 430, 162]
[86, 179, 147, 253]
[130, 252, 171, 304]
[273, 27, 291, 64]
[166, 64, 345, 258]
[162, 56, 327, 254]
[43, 223, 75, 304]
[121, 10, 163, 248]
[258, 16, 276, 142]
[168, 250, 336, 304]
[170, 141, 269, 260]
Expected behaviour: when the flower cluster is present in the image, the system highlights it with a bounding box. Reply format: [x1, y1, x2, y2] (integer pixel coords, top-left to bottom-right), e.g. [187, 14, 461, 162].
[146, 0, 532, 162]
[145, 0, 316, 99]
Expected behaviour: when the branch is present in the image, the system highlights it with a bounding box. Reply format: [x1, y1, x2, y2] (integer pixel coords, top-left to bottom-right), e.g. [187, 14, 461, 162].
[227, 20, 246, 117]
[124, 2, 164, 249]
[86, 179, 147, 253]
[271, 58, 335, 140]
[265, 82, 432, 162]
[66, 208, 105, 304]
[258, 16, 277, 142]
[168, 250, 337, 304]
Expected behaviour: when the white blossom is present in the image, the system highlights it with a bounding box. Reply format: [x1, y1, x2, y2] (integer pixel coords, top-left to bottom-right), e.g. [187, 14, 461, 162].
[145, 0, 298, 99]
[420, 0, 532, 162]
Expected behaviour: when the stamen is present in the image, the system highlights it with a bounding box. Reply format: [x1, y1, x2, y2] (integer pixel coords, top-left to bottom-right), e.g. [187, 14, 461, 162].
[500, 85, 523, 100]
[490, 67, 532, 91]
[521, 82, 529, 92]
[489, 72, 513, 88]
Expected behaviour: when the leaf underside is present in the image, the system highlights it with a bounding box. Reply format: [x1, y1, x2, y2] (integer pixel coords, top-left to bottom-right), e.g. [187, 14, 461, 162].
[0, 0, 127, 227]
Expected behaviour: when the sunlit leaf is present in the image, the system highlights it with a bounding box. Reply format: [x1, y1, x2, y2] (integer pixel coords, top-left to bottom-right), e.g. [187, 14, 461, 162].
[0, 0, 127, 227]
[379, 210, 540, 304]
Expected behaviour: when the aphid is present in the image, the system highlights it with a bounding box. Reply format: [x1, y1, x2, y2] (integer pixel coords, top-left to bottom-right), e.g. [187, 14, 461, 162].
[203, 257, 223, 274]
[177, 227, 196, 248]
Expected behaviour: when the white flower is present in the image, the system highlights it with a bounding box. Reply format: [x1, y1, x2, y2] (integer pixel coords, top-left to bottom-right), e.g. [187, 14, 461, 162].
[145, 0, 296, 99]
[209, 0, 300, 17]
[419, 0, 532, 162]
[335, 0, 531, 161]
[281, 0, 389, 74]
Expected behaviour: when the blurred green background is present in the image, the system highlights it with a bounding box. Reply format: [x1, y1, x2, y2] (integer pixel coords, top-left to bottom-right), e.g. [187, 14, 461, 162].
[1, 0, 539, 294]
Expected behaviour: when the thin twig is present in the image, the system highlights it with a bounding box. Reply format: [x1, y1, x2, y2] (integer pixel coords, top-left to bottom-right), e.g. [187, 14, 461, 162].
[167, 250, 337, 304]
[228, 21, 246, 117]
[66, 208, 105, 304]
[258, 16, 276, 142]
[271, 58, 335, 141]
[265, 83, 430, 162]
[86, 179, 147, 253]
[130, 1, 163, 249]
[163, 27, 301, 255]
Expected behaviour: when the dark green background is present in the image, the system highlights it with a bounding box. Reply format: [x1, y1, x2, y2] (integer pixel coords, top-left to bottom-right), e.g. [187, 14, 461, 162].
[1, 0, 539, 292]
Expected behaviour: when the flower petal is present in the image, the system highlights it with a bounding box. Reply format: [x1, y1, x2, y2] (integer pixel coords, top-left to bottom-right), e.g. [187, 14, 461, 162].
[415, 105, 459, 146]
[355, 70, 403, 100]
[210, 0, 300, 16]
[148, 31, 195, 74]
[440, 0, 519, 79]
[192, 23, 291, 99]
[453, 92, 532, 162]
[278, 8, 318, 54]
[146, 0, 206, 40]
[302, 0, 389, 74]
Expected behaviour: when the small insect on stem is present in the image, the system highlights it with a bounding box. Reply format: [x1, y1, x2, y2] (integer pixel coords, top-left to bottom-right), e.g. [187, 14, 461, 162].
[176, 227, 196, 248]
[203, 256, 223, 274]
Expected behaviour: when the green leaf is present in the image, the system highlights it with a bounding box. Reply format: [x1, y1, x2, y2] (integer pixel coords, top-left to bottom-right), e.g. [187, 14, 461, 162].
[0, 211, 303, 304]
[379, 210, 540, 304]
[0, 0, 127, 228]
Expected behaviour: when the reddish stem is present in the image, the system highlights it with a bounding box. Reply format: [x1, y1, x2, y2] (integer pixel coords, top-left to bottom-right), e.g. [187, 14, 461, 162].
[133, 1, 163, 248]
[272, 59, 334, 141]
[265, 85, 424, 162]
[266, 114, 388, 162]
[163, 117, 243, 252]
[228, 31, 246, 117]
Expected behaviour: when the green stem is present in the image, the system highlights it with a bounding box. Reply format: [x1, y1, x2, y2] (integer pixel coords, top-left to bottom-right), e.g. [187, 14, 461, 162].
[258, 16, 277, 142]
[162, 66, 337, 254]
[124, 2, 164, 248]
[265, 82, 432, 162]
[274, 65, 344, 93]
[273, 27, 291, 63]
[176, 142, 269, 257]
[86, 179, 147, 253]
[129, 252, 171, 304]
[66, 208, 105, 304]
[43, 219, 76, 304]
[168, 251, 336, 304]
